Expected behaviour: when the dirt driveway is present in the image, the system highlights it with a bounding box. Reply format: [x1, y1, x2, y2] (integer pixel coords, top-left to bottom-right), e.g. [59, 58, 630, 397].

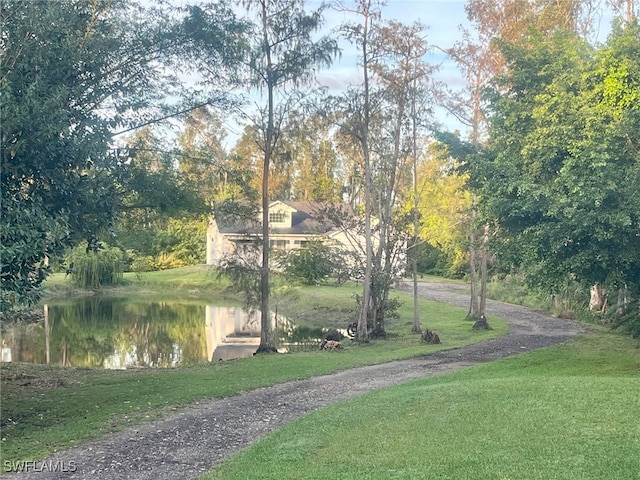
[10, 282, 586, 480]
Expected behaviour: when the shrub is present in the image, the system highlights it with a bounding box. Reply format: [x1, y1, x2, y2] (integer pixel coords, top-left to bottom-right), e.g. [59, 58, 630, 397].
[276, 241, 337, 285]
[67, 242, 124, 288]
[130, 255, 157, 272]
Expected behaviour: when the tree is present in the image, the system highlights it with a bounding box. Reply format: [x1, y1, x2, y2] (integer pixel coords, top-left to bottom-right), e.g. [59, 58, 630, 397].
[0, 0, 165, 311]
[240, 0, 338, 353]
[177, 107, 229, 203]
[338, 12, 437, 338]
[369, 20, 436, 337]
[0, 0, 245, 313]
[336, 0, 380, 341]
[439, 0, 604, 327]
[481, 20, 640, 333]
[282, 111, 342, 202]
[414, 141, 472, 278]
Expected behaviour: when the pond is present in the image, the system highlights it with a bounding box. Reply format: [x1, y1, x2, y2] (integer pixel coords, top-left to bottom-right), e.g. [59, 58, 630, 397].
[0, 297, 330, 368]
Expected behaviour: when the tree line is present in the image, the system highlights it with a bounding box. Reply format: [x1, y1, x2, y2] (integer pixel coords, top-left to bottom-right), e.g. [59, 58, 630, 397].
[1, 0, 638, 342]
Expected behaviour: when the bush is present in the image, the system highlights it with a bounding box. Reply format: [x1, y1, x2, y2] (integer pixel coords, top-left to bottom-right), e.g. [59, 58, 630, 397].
[67, 242, 124, 288]
[130, 255, 157, 272]
[276, 241, 337, 285]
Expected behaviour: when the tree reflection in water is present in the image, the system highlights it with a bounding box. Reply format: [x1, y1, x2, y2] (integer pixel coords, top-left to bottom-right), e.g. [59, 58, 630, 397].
[0, 298, 326, 368]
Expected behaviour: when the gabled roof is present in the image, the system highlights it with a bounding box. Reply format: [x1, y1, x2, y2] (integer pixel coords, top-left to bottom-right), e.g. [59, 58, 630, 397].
[213, 200, 353, 236]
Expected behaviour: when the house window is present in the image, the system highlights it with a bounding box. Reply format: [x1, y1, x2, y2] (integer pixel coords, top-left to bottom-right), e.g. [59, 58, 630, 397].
[293, 240, 309, 247]
[269, 211, 286, 223]
[270, 239, 288, 250]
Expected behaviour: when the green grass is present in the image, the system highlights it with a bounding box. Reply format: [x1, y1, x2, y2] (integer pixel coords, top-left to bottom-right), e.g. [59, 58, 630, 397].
[44, 265, 229, 298]
[1, 274, 507, 467]
[202, 333, 640, 480]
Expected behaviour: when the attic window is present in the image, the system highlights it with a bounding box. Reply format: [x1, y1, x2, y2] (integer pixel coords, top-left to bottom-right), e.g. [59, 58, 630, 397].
[269, 211, 286, 223]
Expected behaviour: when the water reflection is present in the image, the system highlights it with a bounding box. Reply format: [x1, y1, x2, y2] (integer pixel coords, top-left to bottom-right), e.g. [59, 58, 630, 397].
[0, 298, 309, 369]
[206, 307, 260, 361]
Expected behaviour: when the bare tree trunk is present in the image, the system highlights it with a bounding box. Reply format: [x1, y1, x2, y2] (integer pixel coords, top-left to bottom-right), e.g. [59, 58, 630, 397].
[472, 223, 491, 330]
[589, 283, 607, 312]
[411, 89, 421, 334]
[356, 0, 373, 343]
[467, 202, 479, 319]
[44, 304, 50, 365]
[479, 223, 489, 317]
[257, 0, 276, 353]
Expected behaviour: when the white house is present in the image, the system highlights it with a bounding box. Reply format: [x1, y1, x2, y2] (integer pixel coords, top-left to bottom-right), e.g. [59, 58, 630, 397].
[206, 200, 360, 266]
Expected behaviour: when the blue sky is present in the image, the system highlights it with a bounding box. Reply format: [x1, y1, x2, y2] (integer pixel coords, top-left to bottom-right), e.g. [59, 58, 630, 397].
[312, 0, 471, 134]
[152, 0, 618, 145]
[317, 0, 469, 92]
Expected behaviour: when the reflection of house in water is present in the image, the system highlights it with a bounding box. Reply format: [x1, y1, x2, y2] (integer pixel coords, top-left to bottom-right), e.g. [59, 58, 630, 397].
[205, 306, 263, 361]
[103, 343, 182, 369]
[1, 344, 11, 363]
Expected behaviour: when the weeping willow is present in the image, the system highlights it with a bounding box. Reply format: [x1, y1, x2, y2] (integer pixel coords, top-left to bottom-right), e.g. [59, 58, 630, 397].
[67, 242, 124, 288]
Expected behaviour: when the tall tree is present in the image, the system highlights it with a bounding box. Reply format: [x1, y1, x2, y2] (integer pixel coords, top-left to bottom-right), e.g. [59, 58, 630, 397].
[337, 0, 380, 341]
[439, 0, 603, 326]
[414, 141, 472, 278]
[0, 0, 182, 312]
[368, 20, 434, 337]
[283, 111, 342, 202]
[482, 21, 640, 331]
[240, 0, 338, 353]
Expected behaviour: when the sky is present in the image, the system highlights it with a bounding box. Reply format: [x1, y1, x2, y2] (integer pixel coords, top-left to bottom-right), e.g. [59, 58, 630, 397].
[150, 0, 618, 147]
[312, 0, 472, 135]
[213, 0, 473, 144]
[316, 0, 470, 92]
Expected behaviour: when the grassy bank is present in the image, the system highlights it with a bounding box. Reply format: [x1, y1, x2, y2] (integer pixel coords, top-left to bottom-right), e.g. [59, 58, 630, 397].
[43, 265, 230, 299]
[203, 332, 640, 480]
[1, 269, 507, 467]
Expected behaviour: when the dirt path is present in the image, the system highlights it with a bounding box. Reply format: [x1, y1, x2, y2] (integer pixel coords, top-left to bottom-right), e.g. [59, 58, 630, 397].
[10, 282, 586, 480]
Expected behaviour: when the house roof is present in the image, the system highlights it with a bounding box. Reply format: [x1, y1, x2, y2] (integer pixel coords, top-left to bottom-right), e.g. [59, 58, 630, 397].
[213, 200, 353, 236]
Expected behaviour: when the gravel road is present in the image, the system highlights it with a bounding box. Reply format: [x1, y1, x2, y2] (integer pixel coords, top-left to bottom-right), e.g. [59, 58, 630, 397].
[9, 282, 586, 480]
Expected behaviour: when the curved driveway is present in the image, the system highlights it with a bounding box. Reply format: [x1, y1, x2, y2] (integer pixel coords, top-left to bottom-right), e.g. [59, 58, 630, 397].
[11, 282, 585, 480]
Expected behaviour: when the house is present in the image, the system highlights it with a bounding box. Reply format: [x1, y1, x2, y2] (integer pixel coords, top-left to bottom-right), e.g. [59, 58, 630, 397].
[206, 200, 359, 267]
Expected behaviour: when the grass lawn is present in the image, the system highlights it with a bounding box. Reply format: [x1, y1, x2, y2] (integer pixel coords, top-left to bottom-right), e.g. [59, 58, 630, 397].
[1, 268, 507, 467]
[202, 333, 640, 480]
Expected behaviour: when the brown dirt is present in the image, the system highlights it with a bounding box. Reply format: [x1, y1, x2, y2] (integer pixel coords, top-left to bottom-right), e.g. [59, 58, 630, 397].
[7, 281, 586, 480]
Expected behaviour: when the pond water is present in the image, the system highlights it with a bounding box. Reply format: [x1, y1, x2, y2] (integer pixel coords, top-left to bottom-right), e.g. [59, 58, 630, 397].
[0, 297, 327, 368]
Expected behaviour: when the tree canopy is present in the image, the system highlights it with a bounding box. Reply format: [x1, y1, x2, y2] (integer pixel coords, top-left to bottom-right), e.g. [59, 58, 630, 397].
[0, 0, 240, 311]
[482, 20, 640, 296]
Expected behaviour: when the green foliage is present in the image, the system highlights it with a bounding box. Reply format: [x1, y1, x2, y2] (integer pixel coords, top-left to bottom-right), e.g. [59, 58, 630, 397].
[0, 196, 68, 314]
[0, 0, 199, 309]
[218, 253, 263, 312]
[485, 273, 592, 320]
[276, 241, 337, 285]
[116, 216, 207, 271]
[480, 22, 640, 328]
[67, 243, 124, 289]
[0, 0, 247, 310]
[155, 217, 207, 266]
[415, 242, 466, 278]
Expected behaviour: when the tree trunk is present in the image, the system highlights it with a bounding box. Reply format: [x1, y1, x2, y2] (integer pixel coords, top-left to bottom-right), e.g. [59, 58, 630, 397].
[472, 224, 491, 330]
[257, 2, 277, 354]
[616, 285, 629, 316]
[356, 0, 373, 343]
[411, 84, 421, 334]
[467, 229, 479, 319]
[411, 244, 421, 333]
[589, 283, 607, 312]
[479, 223, 489, 318]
